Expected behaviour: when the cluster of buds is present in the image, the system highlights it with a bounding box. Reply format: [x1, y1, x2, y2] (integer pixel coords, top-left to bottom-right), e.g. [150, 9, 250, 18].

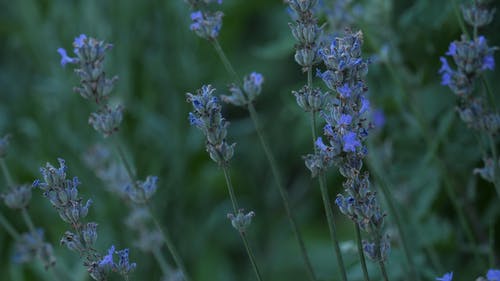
[34, 158, 135, 281]
[186, 0, 223, 41]
[187, 85, 235, 166]
[310, 30, 390, 262]
[287, 0, 322, 71]
[58, 34, 123, 138]
[221, 72, 264, 107]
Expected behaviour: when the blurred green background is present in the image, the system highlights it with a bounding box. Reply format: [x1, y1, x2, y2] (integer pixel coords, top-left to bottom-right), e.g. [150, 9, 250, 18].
[1, 0, 500, 280]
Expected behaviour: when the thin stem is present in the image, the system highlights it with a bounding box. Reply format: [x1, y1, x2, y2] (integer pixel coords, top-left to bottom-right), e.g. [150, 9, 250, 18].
[147, 204, 190, 281]
[366, 148, 420, 281]
[211, 39, 242, 85]
[221, 166, 263, 281]
[0, 212, 19, 239]
[152, 246, 173, 277]
[451, 0, 470, 38]
[247, 103, 317, 280]
[384, 58, 484, 264]
[378, 261, 390, 281]
[111, 137, 190, 281]
[221, 167, 239, 212]
[240, 231, 264, 281]
[355, 224, 371, 281]
[21, 208, 37, 234]
[489, 219, 495, 267]
[211, 36, 316, 281]
[0, 158, 15, 187]
[487, 133, 500, 199]
[318, 175, 348, 281]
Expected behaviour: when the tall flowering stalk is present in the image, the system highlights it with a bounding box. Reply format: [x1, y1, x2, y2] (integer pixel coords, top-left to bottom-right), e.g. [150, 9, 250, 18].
[187, 85, 263, 281]
[58, 34, 188, 280]
[33, 159, 135, 281]
[310, 30, 390, 281]
[185, 1, 316, 279]
[439, 0, 500, 199]
[286, 1, 350, 281]
[0, 135, 62, 280]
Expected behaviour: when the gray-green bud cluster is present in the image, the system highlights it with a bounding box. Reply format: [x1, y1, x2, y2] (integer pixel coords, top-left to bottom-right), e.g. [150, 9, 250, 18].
[227, 209, 255, 232]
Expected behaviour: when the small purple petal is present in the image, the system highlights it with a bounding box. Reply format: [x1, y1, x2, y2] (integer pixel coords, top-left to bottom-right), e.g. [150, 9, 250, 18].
[445, 42, 456, 56]
[339, 114, 352, 125]
[57, 48, 76, 67]
[436, 272, 453, 281]
[337, 83, 351, 98]
[342, 131, 361, 152]
[487, 269, 500, 281]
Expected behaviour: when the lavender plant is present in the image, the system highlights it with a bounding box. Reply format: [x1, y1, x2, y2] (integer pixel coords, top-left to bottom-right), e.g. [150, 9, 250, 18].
[310, 30, 390, 281]
[33, 158, 135, 281]
[286, 1, 350, 281]
[187, 84, 262, 281]
[439, 0, 500, 198]
[58, 34, 188, 281]
[185, 1, 317, 279]
[0, 135, 59, 278]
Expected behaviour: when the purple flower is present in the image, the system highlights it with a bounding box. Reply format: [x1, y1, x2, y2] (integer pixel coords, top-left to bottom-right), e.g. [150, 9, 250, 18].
[57, 48, 76, 66]
[436, 272, 453, 281]
[372, 109, 386, 128]
[482, 54, 495, 70]
[249, 72, 263, 87]
[315, 137, 328, 151]
[339, 114, 352, 125]
[99, 245, 115, 268]
[445, 42, 457, 56]
[73, 34, 87, 48]
[342, 131, 360, 152]
[116, 248, 136, 274]
[360, 96, 370, 114]
[337, 83, 351, 98]
[487, 269, 500, 281]
[439, 57, 453, 86]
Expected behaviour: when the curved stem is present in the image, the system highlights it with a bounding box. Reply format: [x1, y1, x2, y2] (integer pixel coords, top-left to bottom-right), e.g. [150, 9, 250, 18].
[21, 208, 37, 235]
[247, 103, 317, 280]
[152, 246, 173, 277]
[318, 175, 348, 281]
[111, 137, 190, 281]
[211, 39, 242, 85]
[211, 35, 315, 281]
[0, 158, 15, 187]
[221, 166, 263, 281]
[378, 261, 390, 281]
[222, 167, 239, 212]
[0, 212, 19, 239]
[355, 224, 371, 281]
[148, 204, 190, 281]
[451, 0, 469, 38]
[240, 231, 264, 281]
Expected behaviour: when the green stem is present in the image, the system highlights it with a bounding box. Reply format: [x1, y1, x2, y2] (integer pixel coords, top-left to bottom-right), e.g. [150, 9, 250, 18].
[489, 219, 495, 268]
[222, 167, 239, 212]
[21, 208, 37, 235]
[211, 36, 315, 281]
[384, 57, 484, 265]
[318, 175, 348, 281]
[487, 133, 500, 199]
[240, 231, 264, 281]
[111, 137, 190, 281]
[211, 39, 242, 85]
[378, 261, 390, 281]
[355, 224, 371, 281]
[247, 103, 317, 280]
[148, 204, 190, 281]
[451, 0, 470, 38]
[221, 166, 263, 281]
[0, 158, 15, 187]
[152, 246, 173, 277]
[366, 149, 420, 281]
[0, 212, 19, 239]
